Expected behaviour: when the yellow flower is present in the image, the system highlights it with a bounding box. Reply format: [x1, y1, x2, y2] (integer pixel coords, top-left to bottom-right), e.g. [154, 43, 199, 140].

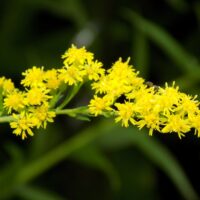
[3, 79, 15, 94]
[88, 95, 112, 116]
[25, 87, 51, 105]
[29, 103, 56, 128]
[62, 44, 93, 66]
[10, 112, 36, 140]
[108, 58, 134, 78]
[135, 112, 161, 136]
[58, 66, 84, 85]
[161, 114, 191, 139]
[179, 94, 199, 118]
[4, 90, 25, 113]
[0, 77, 5, 87]
[157, 82, 180, 114]
[21, 66, 44, 87]
[91, 75, 110, 94]
[190, 114, 200, 137]
[115, 102, 136, 127]
[0, 77, 15, 94]
[84, 60, 104, 81]
[44, 69, 61, 90]
[92, 58, 143, 101]
[126, 84, 149, 100]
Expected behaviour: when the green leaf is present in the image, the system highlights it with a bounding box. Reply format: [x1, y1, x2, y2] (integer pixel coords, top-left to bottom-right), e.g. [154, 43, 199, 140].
[96, 123, 199, 200]
[75, 114, 91, 121]
[0, 142, 24, 199]
[22, 0, 88, 28]
[28, 123, 64, 159]
[111, 149, 158, 200]
[123, 10, 200, 78]
[16, 185, 65, 200]
[57, 83, 83, 110]
[165, 0, 188, 12]
[4, 120, 197, 200]
[70, 144, 120, 190]
[14, 121, 114, 185]
[132, 31, 149, 78]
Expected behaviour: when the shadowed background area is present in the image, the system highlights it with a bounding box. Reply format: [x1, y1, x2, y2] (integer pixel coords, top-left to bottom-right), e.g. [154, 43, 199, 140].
[0, 0, 200, 199]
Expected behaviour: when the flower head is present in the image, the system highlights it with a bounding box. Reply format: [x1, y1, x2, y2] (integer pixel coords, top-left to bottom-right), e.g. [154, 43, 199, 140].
[84, 60, 104, 81]
[44, 69, 61, 90]
[25, 86, 51, 105]
[21, 66, 45, 87]
[58, 66, 84, 85]
[4, 90, 25, 113]
[161, 114, 191, 139]
[62, 44, 93, 66]
[10, 112, 36, 140]
[3, 79, 15, 94]
[29, 103, 56, 128]
[88, 95, 112, 116]
[115, 102, 136, 127]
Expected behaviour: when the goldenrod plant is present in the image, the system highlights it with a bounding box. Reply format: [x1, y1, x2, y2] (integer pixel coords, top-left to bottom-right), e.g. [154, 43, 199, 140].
[1, 45, 200, 140]
[1, 0, 200, 199]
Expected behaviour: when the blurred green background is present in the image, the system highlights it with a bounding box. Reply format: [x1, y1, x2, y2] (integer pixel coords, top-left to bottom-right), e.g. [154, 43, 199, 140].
[0, 0, 200, 199]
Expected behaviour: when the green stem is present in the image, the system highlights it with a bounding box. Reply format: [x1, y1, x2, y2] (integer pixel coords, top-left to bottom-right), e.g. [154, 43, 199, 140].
[49, 84, 68, 109]
[0, 115, 14, 123]
[0, 107, 89, 124]
[15, 121, 114, 184]
[56, 106, 89, 116]
[49, 92, 62, 109]
[56, 83, 83, 110]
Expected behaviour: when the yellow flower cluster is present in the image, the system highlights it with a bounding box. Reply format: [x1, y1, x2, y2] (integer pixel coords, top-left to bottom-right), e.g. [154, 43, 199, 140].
[89, 58, 200, 139]
[59, 44, 104, 85]
[0, 44, 200, 139]
[2, 68, 57, 139]
[1, 45, 104, 139]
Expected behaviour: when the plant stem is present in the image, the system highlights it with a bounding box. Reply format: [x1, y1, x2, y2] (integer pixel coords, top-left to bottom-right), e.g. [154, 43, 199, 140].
[15, 120, 114, 184]
[55, 106, 89, 116]
[0, 115, 14, 123]
[56, 83, 83, 110]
